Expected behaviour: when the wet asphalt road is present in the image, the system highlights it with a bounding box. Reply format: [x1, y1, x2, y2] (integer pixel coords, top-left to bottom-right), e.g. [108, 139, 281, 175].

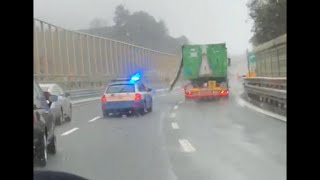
[34, 78, 286, 180]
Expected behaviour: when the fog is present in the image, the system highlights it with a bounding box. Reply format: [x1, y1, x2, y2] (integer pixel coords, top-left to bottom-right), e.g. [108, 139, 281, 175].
[34, 0, 253, 55]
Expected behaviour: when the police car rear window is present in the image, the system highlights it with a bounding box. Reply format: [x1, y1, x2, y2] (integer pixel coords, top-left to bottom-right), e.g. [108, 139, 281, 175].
[106, 84, 135, 93]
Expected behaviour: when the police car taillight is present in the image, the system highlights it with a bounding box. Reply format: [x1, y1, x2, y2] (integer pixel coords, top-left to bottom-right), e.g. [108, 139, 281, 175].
[101, 95, 107, 102]
[134, 93, 142, 101]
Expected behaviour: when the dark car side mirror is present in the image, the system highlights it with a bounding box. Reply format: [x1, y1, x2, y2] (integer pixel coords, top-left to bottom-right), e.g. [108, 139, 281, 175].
[49, 95, 58, 102]
[65, 92, 71, 97]
[43, 91, 51, 100]
[147, 88, 152, 92]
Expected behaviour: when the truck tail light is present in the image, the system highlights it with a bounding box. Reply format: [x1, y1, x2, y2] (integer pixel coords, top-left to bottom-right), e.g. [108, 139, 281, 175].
[220, 90, 229, 95]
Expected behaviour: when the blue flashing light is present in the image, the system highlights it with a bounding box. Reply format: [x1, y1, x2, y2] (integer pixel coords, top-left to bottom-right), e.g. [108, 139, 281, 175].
[130, 73, 141, 82]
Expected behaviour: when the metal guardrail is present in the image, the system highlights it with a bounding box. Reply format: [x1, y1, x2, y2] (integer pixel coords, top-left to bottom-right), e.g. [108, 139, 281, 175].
[66, 88, 104, 100]
[242, 77, 286, 116]
[34, 18, 180, 90]
[66, 84, 171, 101]
[243, 77, 286, 90]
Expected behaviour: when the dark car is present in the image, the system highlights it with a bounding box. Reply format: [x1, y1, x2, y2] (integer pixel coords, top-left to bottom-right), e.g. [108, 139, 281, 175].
[34, 80, 58, 167]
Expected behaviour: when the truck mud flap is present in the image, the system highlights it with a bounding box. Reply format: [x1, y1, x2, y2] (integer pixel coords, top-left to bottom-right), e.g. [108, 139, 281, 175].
[169, 57, 183, 91]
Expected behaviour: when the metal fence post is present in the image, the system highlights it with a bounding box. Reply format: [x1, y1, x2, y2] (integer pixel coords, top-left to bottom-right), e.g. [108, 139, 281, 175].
[276, 47, 280, 77]
[130, 46, 134, 73]
[123, 44, 128, 74]
[56, 28, 63, 76]
[109, 40, 114, 75]
[40, 22, 49, 80]
[99, 38, 103, 74]
[79, 34, 85, 76]
[93, 37, 97, 74]
[34, 20, 40, 77]
[118, 43, 123, 75]
[104, 39, 108, 76]
[64, 31, 71, 77]
[49, 25, 56, 76]
[72, 33, 77, 77]
[114, 42, 119, 75]
[86, 35, 91, 76]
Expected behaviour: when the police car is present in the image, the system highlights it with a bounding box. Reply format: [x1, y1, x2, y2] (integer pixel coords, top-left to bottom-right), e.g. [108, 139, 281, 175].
[101, 74, 153, 117]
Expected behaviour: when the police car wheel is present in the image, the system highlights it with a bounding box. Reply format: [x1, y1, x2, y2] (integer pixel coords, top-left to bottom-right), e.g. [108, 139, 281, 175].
[103, 111, 109, 118]
[139, 102, 147, 115]
[147, 104, 152, 112]
[139, 109, 146, 115]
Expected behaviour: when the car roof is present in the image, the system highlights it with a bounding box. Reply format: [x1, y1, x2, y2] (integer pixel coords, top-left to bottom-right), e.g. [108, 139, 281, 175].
[39, 83, 58, 92]
[110, 78, 131, 82]
[39, 83, 57, 88]
[108, 81, 137, 86]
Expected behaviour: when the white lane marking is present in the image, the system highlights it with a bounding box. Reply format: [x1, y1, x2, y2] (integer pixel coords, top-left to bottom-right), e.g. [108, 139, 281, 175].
[159, 94, 167, 97]
[173, 105, 179, 110]
[178, 101, 184, 104]
[61, 128, 79, 136]
[88, 116, 100, 122]
[169, 113, 176, 118]
[171, 122, 180, 129]
[179, 139, 196, 152]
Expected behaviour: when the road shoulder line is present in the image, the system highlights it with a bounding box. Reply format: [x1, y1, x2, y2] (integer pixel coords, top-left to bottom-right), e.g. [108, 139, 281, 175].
[237, 97, 286, 122]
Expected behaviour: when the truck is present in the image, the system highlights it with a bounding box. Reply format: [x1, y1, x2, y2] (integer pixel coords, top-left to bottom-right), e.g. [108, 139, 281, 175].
[170, 43, 230, 100]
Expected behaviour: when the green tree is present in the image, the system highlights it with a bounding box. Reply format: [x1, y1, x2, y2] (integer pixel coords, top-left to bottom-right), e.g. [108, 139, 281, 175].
[113, 4, 130, 27]
[248, 0, 286, 45]
[82, 5, 189, 54]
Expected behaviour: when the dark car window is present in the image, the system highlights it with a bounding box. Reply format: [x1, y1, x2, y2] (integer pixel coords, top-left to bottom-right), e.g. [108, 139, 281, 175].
[106, 84, 135, 93]
[34, 81, 49, 110]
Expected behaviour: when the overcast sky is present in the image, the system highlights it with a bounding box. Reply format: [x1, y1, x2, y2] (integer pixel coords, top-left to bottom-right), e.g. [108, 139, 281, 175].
[34, 0, 253, 55]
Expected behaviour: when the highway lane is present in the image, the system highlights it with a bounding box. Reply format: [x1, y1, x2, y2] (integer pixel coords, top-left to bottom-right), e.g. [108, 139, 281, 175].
[34, 92, 180, 180]
[34, 87, 286, 180]
[163, 93, 286, 180]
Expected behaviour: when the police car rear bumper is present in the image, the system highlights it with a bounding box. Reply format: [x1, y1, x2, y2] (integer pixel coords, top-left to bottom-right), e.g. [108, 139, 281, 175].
[101, 100, 144, 111]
